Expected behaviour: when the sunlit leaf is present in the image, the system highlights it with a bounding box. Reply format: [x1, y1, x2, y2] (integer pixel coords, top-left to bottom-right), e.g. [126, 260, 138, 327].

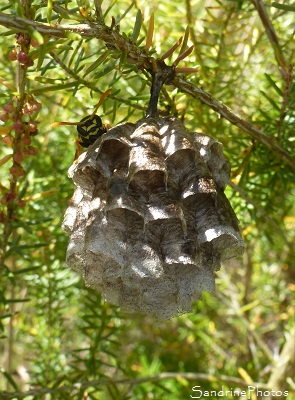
[84, 50, 110, 77]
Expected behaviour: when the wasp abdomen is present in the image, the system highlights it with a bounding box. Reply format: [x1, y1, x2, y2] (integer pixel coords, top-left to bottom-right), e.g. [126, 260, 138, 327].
[77, 114, 107, 148]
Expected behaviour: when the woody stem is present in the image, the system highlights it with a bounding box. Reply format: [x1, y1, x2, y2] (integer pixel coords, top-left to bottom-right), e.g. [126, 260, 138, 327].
[145, 60, 175, 118]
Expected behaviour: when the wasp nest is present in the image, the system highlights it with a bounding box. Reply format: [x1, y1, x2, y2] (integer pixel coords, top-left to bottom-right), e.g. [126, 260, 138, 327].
[63, 116, 244, 319]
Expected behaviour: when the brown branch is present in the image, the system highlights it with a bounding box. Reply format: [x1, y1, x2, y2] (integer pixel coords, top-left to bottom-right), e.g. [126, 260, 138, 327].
[0, 12, 152, 70]
[0, 11, 295, 172]
[0, 372, 272, 399]
[0, 12, 77, 37]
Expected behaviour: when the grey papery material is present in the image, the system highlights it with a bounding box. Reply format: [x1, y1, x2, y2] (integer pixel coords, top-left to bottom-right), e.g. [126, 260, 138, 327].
[63, 117, 244, 319]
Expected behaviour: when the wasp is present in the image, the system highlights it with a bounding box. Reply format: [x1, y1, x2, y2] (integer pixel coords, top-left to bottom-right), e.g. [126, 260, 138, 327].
[74, 114, 109, 159]
[51, 89, 111, 160]
[77, 114, 108, 148]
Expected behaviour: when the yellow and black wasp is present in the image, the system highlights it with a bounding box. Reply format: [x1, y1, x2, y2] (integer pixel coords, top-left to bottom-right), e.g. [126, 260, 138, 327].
[52, 89, 111, 160]
[76, 114, 107, 149]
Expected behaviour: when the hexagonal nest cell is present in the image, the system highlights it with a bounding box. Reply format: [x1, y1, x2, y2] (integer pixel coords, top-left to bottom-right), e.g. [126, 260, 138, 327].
[63, 116, 244, 319]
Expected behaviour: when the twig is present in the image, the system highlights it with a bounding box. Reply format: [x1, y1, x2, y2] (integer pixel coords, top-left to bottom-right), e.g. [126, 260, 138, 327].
[173, 77, 295, 172]
[0, 372, 272, 399]
[0, 12, 295, 172]
[0, 12, 152, 70]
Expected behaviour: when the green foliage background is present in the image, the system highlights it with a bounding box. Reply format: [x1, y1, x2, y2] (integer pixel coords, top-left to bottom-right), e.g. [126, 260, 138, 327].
[0, 0, 294, 399]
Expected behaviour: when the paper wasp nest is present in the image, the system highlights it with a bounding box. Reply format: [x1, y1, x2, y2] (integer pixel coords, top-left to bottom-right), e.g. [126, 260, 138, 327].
[63, 116, 244, 319]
